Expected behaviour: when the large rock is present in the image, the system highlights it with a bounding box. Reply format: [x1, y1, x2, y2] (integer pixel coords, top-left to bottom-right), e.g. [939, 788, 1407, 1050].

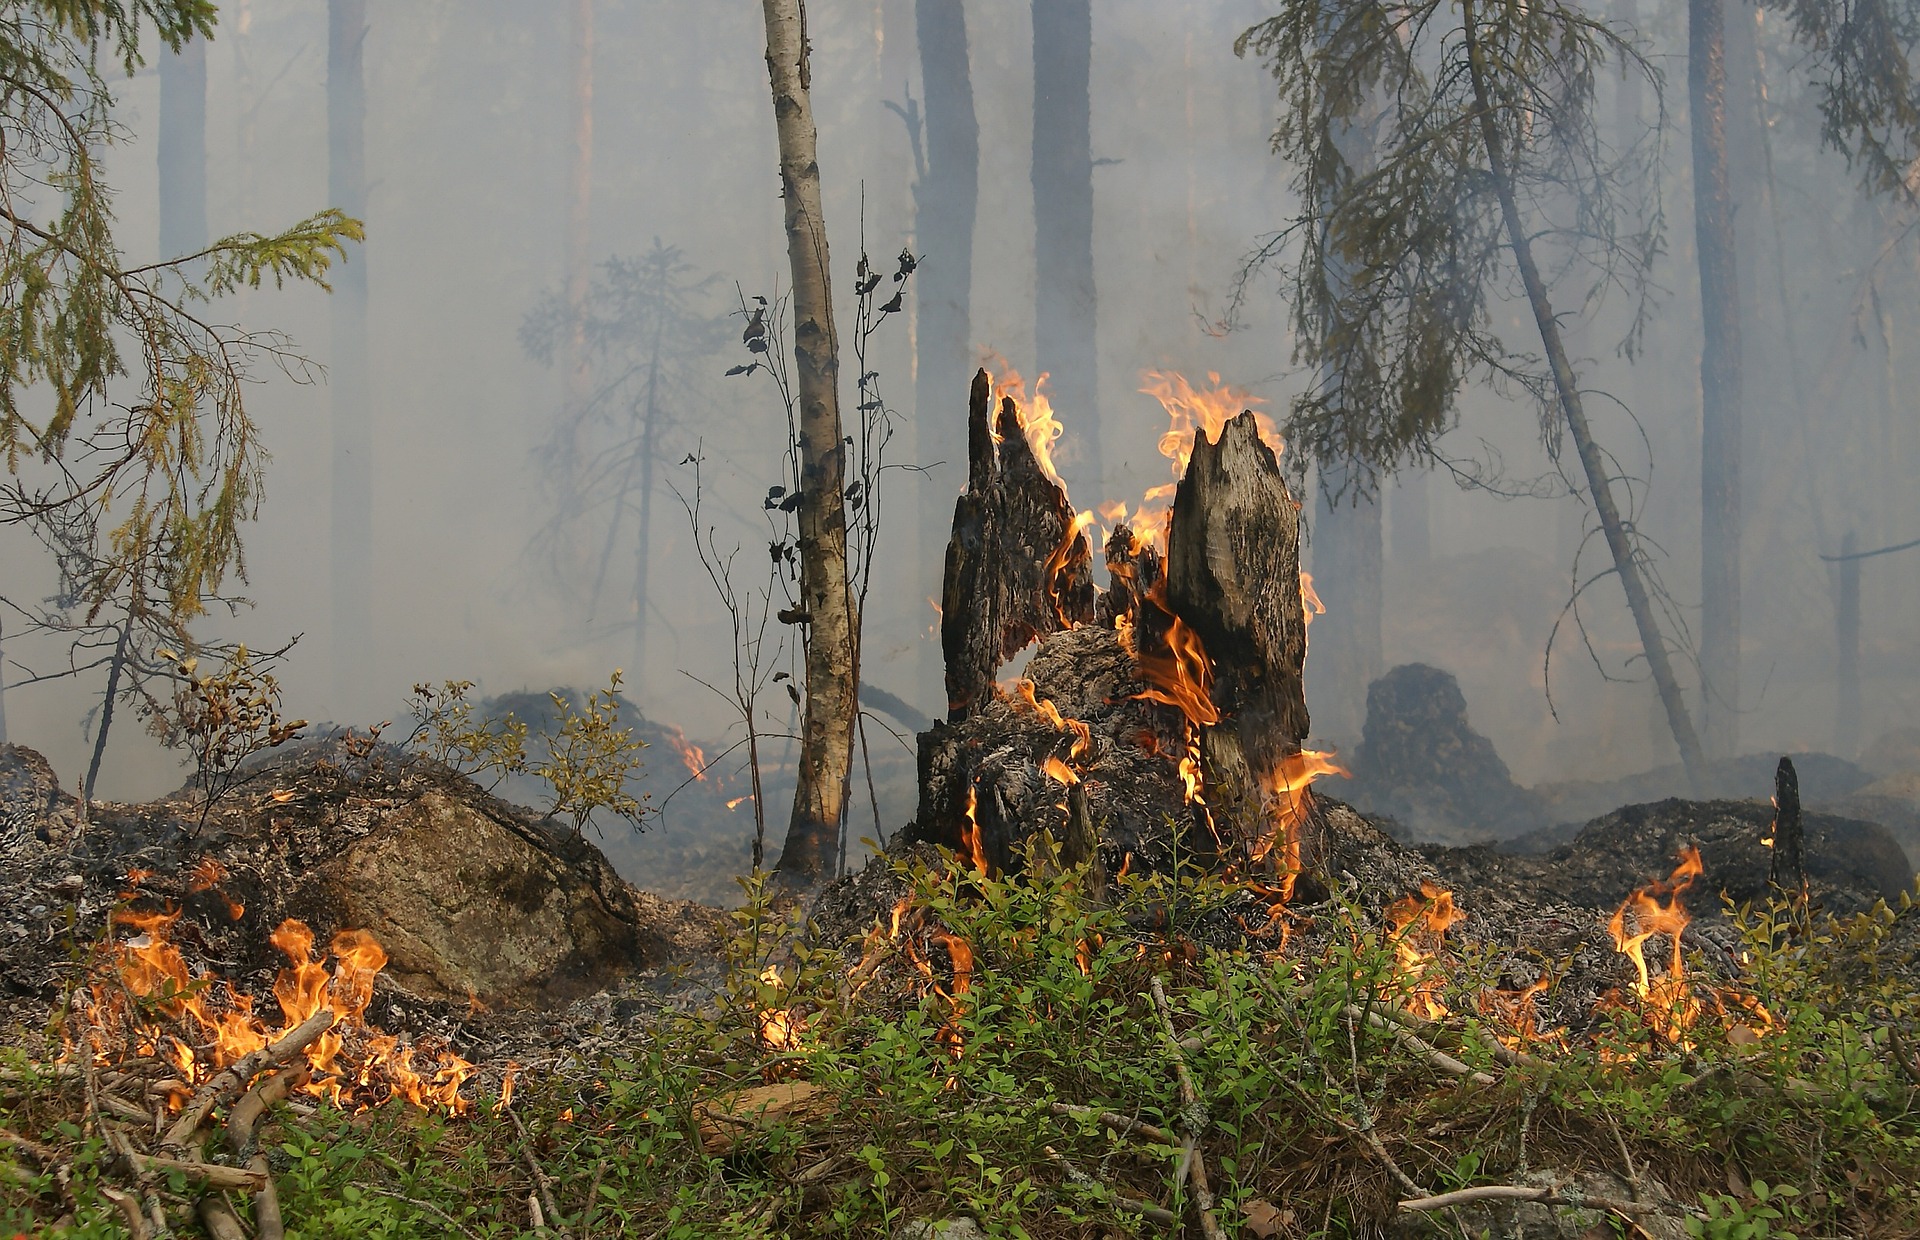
[317, 790, 681, 1005]
[1345, 664, 1546, 844]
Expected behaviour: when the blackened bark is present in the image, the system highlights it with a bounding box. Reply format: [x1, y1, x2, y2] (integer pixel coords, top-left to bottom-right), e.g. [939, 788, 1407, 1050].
[914, 0, 979, 713]
[1165, 414, 1311, 861]
[1692, 0, 1743, 759]
[1031, 0, 1100, 498]
[942, 370, 1095, 719]
[1769, 756, 1805, 900]
[329, 0, 373, 717]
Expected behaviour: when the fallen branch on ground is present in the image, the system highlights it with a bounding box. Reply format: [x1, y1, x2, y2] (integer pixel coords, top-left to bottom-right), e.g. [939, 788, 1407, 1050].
[1150, 976, 1226, 1240]
[1345, 1004, 1496, 1086]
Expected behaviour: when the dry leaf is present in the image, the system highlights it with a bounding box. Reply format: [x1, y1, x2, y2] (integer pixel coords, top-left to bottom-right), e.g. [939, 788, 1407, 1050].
[1241, 1197, 1292, 1237]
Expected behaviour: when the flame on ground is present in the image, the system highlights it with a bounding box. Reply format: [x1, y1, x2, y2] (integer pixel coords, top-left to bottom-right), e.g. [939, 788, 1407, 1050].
[756, 965, 804, 1051]
[663, 726, 708, 782]
[1386, 881, 1464, 1020]
[960, 783, 989, 875]
[1607, 846, 1702, 1043]
[1252, 749, 1350, 893]
[1012, 679, 1093, 762]
[1129, 588, 1220, 729]
[81, 902, 473, 1113]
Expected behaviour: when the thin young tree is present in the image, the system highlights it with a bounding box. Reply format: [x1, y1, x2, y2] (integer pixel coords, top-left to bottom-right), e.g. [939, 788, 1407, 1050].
[758, 0, 858, 890]
[0, 2, 360, 780]
[1239, 0, 1710, 783]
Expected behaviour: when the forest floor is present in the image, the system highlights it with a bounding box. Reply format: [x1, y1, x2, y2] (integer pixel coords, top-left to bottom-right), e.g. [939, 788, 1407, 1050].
[3, 750, 1920, 1238]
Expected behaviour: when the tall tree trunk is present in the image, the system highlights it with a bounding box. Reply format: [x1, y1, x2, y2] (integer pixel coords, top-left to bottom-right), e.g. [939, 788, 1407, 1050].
[159, 30, 206, 260]
[1309, 469, 1381, 746]
[760, 0, 858, 890]
[329, 0, 373, 719]
[1031, 0, 1100, 499]
[564, 0, 595, 477]
[0, 616, 9, 746]
[1835, 530, 1860, 757]
[1462, 0, 1708, 786]
[914, 0, 979, 716]
[1692, 0, 1743, 759]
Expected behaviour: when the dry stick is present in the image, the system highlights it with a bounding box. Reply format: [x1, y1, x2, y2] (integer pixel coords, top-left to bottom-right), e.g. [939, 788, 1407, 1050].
[1399, 1184, 1661, 1215]
[198, 1193, 249, 1240]
[365, 1188, 486, 1240]
[226, 1063, 311, 1158]
[1478, 1028, 1550, 1071]
[506, 1102, 565, 1236]
[162, 1007, 336, 1151]
[1886, 1026, 1920, 1091]
[1148, 977, 1227, 1240]
[100, 1186, 152, 1240]
[124, 1151, 268, 1191]
[1344, 1004, 1496, 1086]
[580, 1157, 608, 1232]
[1044, 1145, 1179, 1228]
[249, 1154, 285, 1240]
[1048, 1101, 1176, 1146]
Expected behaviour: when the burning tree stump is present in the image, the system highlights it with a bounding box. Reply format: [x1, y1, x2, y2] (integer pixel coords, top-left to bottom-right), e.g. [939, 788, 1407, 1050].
[914, 375, 1335, 891]
[942, 368, 1095, 719]
[1162, 411, 1314, 870]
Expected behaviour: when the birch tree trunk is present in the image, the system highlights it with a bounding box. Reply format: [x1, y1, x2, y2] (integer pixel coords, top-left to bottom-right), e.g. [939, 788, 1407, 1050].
[159, 31, 206, 261]
[760, 0, 858, 889]
[1692, 0, 1743, 759]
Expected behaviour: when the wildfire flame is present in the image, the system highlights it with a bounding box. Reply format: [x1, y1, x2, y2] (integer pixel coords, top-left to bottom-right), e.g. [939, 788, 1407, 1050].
[1130, 606, 1221, 728]
[960, 783, 989, 875]
[82, 904, 473, 1113]
[1300, 572, 1325, 631]
[1128, 370, 1282, 547]
[756, 965, 804, 1051]
[663, 726, 708, 782]
[1012, 679, 1093, 762]
[1252, 749, 1350, 894]
[987, 362, 1069, 488]
[1386, 881, 1464, 1020]
[1607, 846, 1708, 1045]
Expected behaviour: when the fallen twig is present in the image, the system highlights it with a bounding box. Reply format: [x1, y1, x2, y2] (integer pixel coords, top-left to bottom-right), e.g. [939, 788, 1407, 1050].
[198, 1192, 248, 1240]
[506, 1098, 566, 1236]
[99, 1186, 151, 1240]
[1048, 1101, 1176, 1146]
[124, 1151, 268, 1191]
[365, 1187, 487, 1240]
[1044, 1145, 1178, 1228]
[1345, 1004, 1496, 1086]
[162, 1007, 336, 1151]
[1149, 977, 1226, 1240]
[1398, 1183, 1662, 1214]
[226, 1063, 310, 1159]
[1477, 1028, 1550, 1071]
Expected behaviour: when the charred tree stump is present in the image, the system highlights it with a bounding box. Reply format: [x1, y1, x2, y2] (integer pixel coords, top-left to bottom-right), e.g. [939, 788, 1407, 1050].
[1163, 412, 1312, 867]
[941, 367, 1095, 719]
[1769, 755, 1806, 902]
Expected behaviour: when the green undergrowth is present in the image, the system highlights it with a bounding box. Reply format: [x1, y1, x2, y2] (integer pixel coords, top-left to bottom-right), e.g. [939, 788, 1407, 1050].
[6, 852, 1920, 1238]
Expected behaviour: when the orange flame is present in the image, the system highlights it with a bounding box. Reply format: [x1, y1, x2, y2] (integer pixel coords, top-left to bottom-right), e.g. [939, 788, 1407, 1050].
[960, 784, 988, 875]
[1131, 612, 1220, 728]
[1043, 755, 1080, 786]
[1386, 882, 1463, 1020]
[1129, 371, 1281, 546]
[1253, 749, 1350, 895]
[755, 965, 804, 1051]
[1300, 572, 1325, 631]
[1013, 679, 1093, 761]
[929, 930, 974, 1058]
[1607, 846, 1706, 1045]
[663, 727, 708, 782]
[83, 907, 473, 1113]
[988, 363, 1068, 489]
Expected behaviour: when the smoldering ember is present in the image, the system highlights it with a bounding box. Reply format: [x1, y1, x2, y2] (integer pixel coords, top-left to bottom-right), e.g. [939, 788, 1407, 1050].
[4, 5, 1920, 1240]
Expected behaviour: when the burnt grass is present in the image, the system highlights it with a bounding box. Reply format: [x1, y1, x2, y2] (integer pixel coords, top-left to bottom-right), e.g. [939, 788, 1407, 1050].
[4, 754, 1920, 1237]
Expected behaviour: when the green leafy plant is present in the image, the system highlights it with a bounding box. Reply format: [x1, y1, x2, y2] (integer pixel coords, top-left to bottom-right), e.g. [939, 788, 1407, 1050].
[147, 644, 306, 825]
[533, 670, 648, 835]
[1688, 1180, 1800, 1240]
[406, 679, 528, 786]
